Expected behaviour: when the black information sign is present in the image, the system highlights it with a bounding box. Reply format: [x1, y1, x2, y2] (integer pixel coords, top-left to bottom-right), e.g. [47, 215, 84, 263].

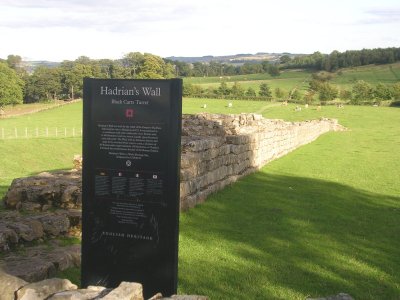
[81, 78, 182, 298]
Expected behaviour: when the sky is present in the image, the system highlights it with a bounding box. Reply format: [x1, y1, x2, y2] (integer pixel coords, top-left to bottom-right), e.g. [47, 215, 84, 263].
[0, 0, 399, 62]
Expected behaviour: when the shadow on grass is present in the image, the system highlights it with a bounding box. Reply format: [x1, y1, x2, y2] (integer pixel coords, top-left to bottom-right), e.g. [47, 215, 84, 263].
[1, 168, 399, 299]
[178, 173, 400, 299]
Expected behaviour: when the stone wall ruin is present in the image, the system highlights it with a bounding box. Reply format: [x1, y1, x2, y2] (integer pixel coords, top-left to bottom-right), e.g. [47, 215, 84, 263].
[179, 113, 344, 210]
[2, 113, 344, 214]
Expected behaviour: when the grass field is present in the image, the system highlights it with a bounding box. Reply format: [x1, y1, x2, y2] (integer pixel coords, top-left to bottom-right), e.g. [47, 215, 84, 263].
[0, 102, 83, 200]
[185, 69, 311, 97]
[178, 104, 400, 299]
[1, 100, 400, 299]
[183, 63, 400, 98]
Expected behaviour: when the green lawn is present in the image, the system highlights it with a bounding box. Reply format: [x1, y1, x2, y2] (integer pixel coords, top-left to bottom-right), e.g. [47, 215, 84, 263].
[1, 100, 399, 299]
[178, 104, 400, 299]
[0, 102, 83, 200]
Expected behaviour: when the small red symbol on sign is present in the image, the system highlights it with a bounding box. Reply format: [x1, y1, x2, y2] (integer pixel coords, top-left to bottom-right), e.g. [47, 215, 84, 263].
[125, 109, 134, 118]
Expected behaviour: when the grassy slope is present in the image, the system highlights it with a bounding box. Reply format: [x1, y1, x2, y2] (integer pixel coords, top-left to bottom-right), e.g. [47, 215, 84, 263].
[185, 70, 311, 95]
[183, 63, 400, 96]
[0, 102, 83, 198]
[178, 104, 400, 299]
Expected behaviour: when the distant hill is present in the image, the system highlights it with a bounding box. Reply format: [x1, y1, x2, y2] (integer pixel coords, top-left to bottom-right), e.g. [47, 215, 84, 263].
[23, 61, 60, 74]
[166, 53, 303, 65]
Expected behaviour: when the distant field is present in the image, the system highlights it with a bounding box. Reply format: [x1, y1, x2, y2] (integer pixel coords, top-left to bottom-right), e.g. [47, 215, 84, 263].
[184, 70, 311, 97]
[182, 98, 279, 115]
[183, 63, 400, 97]
[332, 63, 400, 85]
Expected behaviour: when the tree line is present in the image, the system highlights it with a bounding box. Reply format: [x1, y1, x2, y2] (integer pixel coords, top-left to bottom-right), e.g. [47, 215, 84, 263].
[184, 79, 400, 105]
[0, 52, 175, 106]
[183, 82, 282, 101]
[281, 47, 400, 72]
[168, 60, 281, 77]
[1, 47, 400, 107]
[170, 47, 400, 76]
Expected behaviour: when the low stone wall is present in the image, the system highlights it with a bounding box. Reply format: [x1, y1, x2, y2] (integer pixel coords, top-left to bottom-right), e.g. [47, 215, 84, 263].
[2, 114, 344, 214]
[179, 113, 344, 210]
[0, 273, 208, 300]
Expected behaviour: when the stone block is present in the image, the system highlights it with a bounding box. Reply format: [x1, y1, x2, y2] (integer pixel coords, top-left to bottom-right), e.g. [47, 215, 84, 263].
[2, 257, 57, 282]
[37, 214, 70, 236]
[16, 278, 77, 300]
[0, 225, 19, 251]
[49, 286, 106, 299]
[100, 281, 143, 300]
[0, 270, 28, 300]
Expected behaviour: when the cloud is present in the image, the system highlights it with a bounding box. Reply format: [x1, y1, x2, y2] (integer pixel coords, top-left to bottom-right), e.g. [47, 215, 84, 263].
[0, 0, 198, 32]
[362, 7, 400, 24]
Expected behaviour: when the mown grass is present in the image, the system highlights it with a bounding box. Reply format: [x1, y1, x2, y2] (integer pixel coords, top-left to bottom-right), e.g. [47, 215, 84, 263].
[0, 102, 83, 201]
[0, 101, 83, 130]
[1, 99, 399, 299]
[178, 104, 400, 299]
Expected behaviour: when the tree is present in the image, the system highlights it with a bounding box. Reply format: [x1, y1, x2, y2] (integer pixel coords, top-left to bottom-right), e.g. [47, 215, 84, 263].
[280, 55, 292, 64]
[241, 63, 263, 74]
[137, 53, 174, 79]
[60, 62, 94, 99]
[122, 52, 144, 78]
[183, 83, 194, 97]
[290, 89, 302, 101]
[245, 87, 256, 97]
[261, 60, 270, 72]
[0, 62, 24, 107]
[274, 87, 285, 99]
[374, 83, 392, 100]
[339, 89, 352, 101]
[268, 64, 280, 77]
[309, 79, 323, 92]
[352, 80, 373, 103]
[169, 60, 192, 77]
[217, 81, 230, 96]
[303, 90, 315, 104]
[7, 54, 22, 70]
[24, 66, 62, 102]
[392, 83, 400, 100]
[192, 62, 208, 77]
[318, 82, 338, 101]
[231, 82, 244, 97]
[259, 83, 272, 99]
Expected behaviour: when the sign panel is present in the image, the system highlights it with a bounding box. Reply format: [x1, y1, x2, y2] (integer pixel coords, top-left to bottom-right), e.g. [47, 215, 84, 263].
[82, 78, 182, 298]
